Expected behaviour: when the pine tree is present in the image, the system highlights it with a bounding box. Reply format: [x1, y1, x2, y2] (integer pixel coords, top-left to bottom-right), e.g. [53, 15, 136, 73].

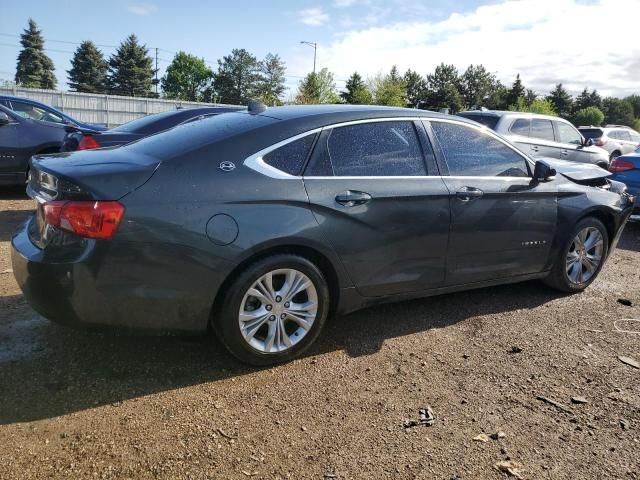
[255, 53, 286, 106]
[404, 69, 426, 108]
[213, 48, 262, 104]
[425, 63, 463, 112]
[295, 68, 339, 105]
[459, 64, 498, 109]
[161, 51, 212, 101]
[15, 19, 56, 89]
[546, 83, 573, 118]
[341, 72, 372, 104]
[107, 34, 154, 97]
[67, 41, 107, 93]
[506, 74, 525, 107]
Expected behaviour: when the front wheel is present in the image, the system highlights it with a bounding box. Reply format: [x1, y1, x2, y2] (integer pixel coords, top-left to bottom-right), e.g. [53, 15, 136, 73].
[214, 254, 330, 366]
[544, 217, 609, 292]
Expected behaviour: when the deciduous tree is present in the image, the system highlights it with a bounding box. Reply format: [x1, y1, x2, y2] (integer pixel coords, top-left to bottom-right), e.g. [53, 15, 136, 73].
[161, 52, 212, 101]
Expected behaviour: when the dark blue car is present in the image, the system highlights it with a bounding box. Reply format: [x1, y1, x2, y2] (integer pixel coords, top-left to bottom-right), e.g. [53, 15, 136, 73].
[0, 95, 107, 132]
[0, 104, 72, 186]
[610, 148, 640, 213]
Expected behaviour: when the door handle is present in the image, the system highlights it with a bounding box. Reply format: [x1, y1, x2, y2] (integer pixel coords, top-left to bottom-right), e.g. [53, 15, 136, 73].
[456, 187, 484, 202]
[335, 190, 372, 207]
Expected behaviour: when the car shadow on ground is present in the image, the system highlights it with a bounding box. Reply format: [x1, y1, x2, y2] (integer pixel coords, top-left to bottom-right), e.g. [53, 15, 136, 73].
[0, 209, 33, 242]
[618, 220, 640, 252]
[0, 281, 563, 425]
[0, 186, 29, 200]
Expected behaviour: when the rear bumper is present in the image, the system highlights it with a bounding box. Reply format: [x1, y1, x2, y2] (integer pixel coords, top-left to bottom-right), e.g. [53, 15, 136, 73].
[11, 218, 234, 333]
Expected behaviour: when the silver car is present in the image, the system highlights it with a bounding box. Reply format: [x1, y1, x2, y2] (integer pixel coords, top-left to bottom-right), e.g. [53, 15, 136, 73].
[578, 125, 640, 161]
[458, 110, 610, 168]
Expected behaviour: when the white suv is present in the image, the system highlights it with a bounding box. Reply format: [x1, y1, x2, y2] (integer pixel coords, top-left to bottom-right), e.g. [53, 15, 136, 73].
[458, 110, 610, 168]
[578, 125, 640, 161]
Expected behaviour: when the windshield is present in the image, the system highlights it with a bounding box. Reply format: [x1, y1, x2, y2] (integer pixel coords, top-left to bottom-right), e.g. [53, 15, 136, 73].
[456, 113, 499, 130]
[110, 111, 175, 134]
[579, 128, 603, 139]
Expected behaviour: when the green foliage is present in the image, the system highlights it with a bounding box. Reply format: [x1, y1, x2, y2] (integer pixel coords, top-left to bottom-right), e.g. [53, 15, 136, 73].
[107, 34, 154, 97]
[341, 72, 372, 104]
[509, 97, 557, 116]
[161, 52, 212, 101]
[403, 69, 426, 108]
[524, 89, 537, 106]
[546, 83, 573, 118]
[459, 64, 498, 109]
[15, 19, 56, 89]
[572, 107, 604, 127]
[484, 82, 510, 110]
[624, 94, 640, 119]
[575, 88, 602, 111]
[213, 48, 262, 104]
[67, 41, 107, 93]
[425, 63, 463, 112]
[370, 67, 407, 107]
[506, 74, 525, 107]
[295, 68, 339, 104]
[633, 118, 640, 133]
[602, 97, 635, 126]
[255, 53, 286, 106]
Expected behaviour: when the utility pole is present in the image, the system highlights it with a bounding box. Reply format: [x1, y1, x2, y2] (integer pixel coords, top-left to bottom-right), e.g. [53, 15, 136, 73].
[300, 41, 317, 74]
[154, 47, 159, 96]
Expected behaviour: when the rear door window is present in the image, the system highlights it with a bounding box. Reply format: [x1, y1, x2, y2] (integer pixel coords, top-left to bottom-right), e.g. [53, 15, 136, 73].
[431, 121, 529, 177]
[530, 119, 555, 142]
[555, 121, 583, 145]
[617, 130, 632, 141]
[263, 134, 317, 176]
[510, 118, 530, 136]
[325, 121, 427, 177]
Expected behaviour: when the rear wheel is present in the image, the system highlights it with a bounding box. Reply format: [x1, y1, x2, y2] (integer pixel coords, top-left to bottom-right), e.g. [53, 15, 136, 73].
[610, 151, 621, 161]
[214, 254, 329, 366]
[544, 217, 608, 292]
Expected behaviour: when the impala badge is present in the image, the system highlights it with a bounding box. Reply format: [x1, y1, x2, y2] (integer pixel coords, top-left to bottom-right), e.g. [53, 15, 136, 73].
[219, 161, 236, 172]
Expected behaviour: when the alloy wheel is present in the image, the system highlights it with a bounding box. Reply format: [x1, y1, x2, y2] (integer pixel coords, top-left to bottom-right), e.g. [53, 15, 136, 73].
[566, 227, 604, 284]
[238, 268, 318, 353]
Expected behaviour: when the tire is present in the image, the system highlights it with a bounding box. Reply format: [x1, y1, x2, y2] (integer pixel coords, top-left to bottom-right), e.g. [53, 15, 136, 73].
[213, 254, 330, 366]
[610, 151, 621, 161]
[544, 217, 609, 293]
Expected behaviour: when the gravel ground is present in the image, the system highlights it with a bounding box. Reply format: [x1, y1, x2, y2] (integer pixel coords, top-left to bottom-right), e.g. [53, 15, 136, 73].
[0, 189, 639, 480]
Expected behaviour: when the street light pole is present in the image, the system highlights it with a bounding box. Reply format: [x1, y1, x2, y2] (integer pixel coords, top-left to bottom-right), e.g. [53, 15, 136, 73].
[300, 41, 317, 74]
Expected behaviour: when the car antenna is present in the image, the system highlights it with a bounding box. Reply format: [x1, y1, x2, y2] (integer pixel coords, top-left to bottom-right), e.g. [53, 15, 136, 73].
[248, 100, 267, 115]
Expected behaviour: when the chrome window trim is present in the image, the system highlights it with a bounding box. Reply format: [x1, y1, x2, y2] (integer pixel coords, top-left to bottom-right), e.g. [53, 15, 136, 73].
[244, 117, 425, 179]
[243, 128, 323, 179]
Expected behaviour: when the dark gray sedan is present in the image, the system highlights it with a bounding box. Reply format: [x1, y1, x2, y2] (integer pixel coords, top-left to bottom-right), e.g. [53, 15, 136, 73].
[11, 105, 636, 365]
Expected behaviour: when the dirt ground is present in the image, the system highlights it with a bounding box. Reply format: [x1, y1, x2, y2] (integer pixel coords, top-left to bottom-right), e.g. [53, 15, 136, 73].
[0, 188, 639, 480]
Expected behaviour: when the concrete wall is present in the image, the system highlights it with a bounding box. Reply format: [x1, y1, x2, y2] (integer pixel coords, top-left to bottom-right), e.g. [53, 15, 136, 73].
[0, 86, 238, 127]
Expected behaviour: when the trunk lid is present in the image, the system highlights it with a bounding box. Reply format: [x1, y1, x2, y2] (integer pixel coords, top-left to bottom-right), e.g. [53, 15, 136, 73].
[28, 148, 160, 201]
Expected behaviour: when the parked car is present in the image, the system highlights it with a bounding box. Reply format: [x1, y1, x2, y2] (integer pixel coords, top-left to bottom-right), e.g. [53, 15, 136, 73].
[12, 105, 635, 365]
[609, 147, 640, 213]
[457, 110, 610, 168]
[578, 125, 640, 161]
[0, 95, 106, 132]
[0, 104, 69, 186]
[60, 106, 245, 152]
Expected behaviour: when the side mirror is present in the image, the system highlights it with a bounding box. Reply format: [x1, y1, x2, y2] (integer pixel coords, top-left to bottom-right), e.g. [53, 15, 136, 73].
[584, 137, 594, 147]
[533, 160, 556, 182]
[0, 112, 10, 126]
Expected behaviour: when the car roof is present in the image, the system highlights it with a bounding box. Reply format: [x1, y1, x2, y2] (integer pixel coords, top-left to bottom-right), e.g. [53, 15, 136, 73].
[251, 104, 476, 129]
[0, 95, 60, 110]
[459, 110, 562, 122]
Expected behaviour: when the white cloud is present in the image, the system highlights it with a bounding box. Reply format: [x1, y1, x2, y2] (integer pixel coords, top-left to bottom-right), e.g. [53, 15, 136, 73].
[333, 0, 357, 6]
[299, 7, 330, 27]
[289, 0, 640, 97]
[126, 3, 158, 16]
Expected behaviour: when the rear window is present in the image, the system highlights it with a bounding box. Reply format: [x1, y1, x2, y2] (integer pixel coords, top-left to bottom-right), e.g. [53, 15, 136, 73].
[111, 110, 180, 134]
[456, 113, 499, 130]
[580, 128, 604, 139]
[124, 112, 276, 160]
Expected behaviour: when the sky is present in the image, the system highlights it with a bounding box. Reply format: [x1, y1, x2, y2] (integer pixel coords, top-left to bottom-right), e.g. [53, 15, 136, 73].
[1, 0, 639, 99]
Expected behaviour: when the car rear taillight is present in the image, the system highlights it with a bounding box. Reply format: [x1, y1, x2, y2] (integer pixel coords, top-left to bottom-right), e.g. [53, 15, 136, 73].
[77, 135, 101, 150]
[594, 138, 607, 146]
[43, 201, 125, 239]
[608, 159, 635, 173]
